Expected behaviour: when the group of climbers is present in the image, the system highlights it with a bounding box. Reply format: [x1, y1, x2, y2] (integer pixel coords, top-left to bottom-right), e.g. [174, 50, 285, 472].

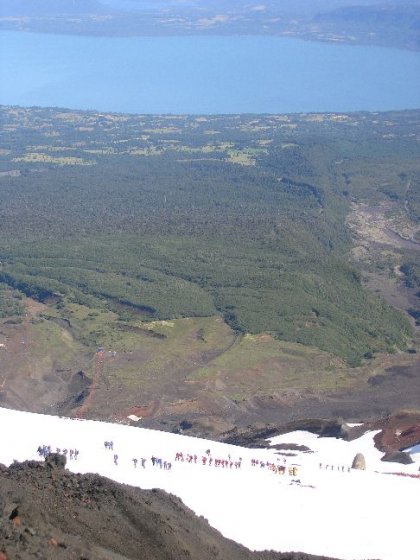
[175, 449, 242, 469]
[36, 440, 306, 479]
[319, 463, 351, 472]
[37, 445, 79, 460]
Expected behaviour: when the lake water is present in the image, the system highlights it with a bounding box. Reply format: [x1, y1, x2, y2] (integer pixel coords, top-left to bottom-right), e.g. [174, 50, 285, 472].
[1, 31, 419, 114]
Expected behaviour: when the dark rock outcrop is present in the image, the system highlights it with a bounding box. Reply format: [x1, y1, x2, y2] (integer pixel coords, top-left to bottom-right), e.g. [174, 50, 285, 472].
[381, 451, 413, 465]
[45, 453, 67, 469]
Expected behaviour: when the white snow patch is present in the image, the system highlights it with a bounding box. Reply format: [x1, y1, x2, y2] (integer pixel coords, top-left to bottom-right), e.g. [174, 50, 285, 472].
[0, 407, 418, 560]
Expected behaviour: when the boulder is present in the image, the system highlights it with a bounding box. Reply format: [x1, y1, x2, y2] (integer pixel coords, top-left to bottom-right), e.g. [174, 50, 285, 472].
[351, 453, 366, 470]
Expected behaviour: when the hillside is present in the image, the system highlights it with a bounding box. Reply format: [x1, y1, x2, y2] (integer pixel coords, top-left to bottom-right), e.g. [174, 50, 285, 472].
[0, 106, 419, 431]
[1, 107, 418, 361]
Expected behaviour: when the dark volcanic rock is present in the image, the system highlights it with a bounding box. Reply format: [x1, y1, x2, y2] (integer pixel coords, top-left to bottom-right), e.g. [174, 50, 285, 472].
[0, 459, 340, 560]
[45, 453, 67, 469]
[221, 419, 362, 449]
[271, 444, 312, 453]
[372, 413, 420, 453]
[381, 451, 414, 465]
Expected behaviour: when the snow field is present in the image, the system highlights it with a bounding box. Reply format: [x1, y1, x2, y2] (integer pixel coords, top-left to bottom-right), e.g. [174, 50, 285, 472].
[269, 429, 420, 473]
[0, 407, 418, 560]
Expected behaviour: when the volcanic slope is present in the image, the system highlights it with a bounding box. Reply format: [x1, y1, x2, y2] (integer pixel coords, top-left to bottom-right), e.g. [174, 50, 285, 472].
[0, 457, 335, 560]
[0, 407, 419, 560]
[1, 106, 419, 430]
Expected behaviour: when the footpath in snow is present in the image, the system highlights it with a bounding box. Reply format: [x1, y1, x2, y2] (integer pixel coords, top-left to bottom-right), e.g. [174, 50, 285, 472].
[0, 407, 419, 560]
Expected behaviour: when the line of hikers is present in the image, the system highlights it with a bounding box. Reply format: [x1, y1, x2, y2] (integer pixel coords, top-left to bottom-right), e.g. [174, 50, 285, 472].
[35, 432, 371, 485]
[250, 457, 298, 476]
[37, 445, 79, 461]
[174, 450, 242, 469]
[319, 463, 351, 472]
[37, 439, 304, 478]
[36, 438, 303, 479]
[104, 441, 172, 470]
[174, 450, 295, 475]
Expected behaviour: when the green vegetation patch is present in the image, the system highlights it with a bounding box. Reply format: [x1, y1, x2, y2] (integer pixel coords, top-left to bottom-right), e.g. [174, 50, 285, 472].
[188, 335, 350, 398]
[0, 106, 418, 364]
[12, 153, 95, 166]
[0, 284, 24, 318]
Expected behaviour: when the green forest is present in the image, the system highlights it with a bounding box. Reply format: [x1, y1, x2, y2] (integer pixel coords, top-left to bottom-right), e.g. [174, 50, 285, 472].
[0, 106, 419, 365]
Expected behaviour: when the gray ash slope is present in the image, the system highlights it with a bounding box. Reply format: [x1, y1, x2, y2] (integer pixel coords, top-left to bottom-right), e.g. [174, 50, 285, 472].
[0, 455, 339, 560]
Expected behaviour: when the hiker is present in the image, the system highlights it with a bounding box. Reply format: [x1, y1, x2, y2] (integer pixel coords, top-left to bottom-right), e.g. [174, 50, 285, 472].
[114, 454, 118, 465]
[133, 458, 138, 468]
[141, 458, 146, 468]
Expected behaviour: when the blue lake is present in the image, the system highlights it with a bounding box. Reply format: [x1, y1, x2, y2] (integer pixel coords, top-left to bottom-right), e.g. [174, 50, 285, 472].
[1, 31, 419, 114]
